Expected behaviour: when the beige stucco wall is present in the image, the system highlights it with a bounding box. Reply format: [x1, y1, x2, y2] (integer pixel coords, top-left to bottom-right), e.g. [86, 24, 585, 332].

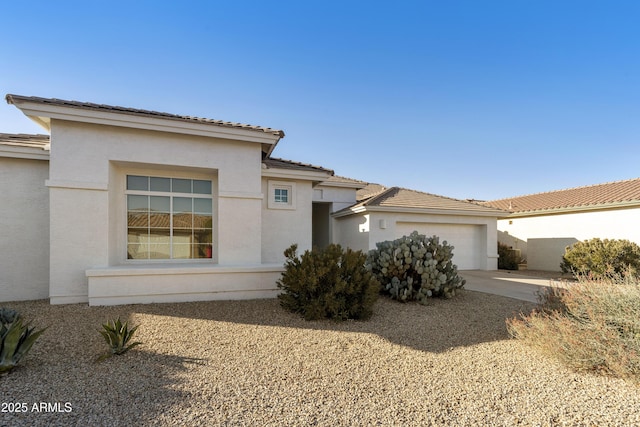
[313, 184, 360, 249]
[0, 157, 50, 301]
[87, 264, 282, 305]
[498, 208, 640, 271]
[48, 120, 265, 304]
[313, 185, 358, 212]
[334, 214, 371, 252]
[499, 209, 640, 244]
[261, 179, 313, 263]
[527, 237, 579, 271]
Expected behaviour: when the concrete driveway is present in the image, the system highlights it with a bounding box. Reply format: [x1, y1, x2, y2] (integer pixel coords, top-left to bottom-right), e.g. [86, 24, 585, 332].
[460, 270, 561, 303]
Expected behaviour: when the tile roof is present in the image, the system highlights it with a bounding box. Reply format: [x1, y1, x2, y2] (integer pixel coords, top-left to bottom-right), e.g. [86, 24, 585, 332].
[317, 175, 368, 189]
[0, 133, 50, 149]
[262, 157, 333, 174]
[356, 183, 387, 202]
[5, 94, 285, 138]
[324, 175, 367, 185]
[348, 186, 507, 215]
[483, 178, 640, 214]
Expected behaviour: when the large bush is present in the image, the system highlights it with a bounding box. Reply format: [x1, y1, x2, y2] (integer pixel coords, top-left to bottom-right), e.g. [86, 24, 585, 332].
[497, 242, 520, 270]
[367, 231, 466, 303]
[277, 244, 379, 321]
[507, 275, 640, 383]
[560, 238, 640, 277]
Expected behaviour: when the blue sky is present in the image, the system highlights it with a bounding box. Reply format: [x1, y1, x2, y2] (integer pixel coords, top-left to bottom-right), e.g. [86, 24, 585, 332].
[1, 1, 639, 200]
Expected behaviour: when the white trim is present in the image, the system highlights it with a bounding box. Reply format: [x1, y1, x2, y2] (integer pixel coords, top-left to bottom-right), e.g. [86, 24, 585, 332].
[218, 191, 263, 200]
[268, 180, 296, 210]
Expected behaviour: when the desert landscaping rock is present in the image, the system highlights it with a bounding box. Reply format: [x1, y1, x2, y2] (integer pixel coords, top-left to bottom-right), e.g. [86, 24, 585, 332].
[1, 290, 639, 426]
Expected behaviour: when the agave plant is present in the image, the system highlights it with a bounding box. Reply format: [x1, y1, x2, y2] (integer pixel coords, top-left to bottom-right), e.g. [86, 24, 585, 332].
[97, 317, 142, 361]
[0, 310, 46, 374]
[0, 308, 18, 324]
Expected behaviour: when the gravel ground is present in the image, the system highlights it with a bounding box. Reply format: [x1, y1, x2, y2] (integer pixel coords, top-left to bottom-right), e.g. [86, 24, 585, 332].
[1, 290, 638, 426]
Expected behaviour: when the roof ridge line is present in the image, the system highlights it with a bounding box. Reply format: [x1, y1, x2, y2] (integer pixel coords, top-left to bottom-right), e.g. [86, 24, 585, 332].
[361, 186, 396, 206]
[393, 185, 495, 208]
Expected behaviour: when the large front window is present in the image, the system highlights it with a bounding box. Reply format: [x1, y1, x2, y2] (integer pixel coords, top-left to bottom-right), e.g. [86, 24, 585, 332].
[126, 175, 213, 260]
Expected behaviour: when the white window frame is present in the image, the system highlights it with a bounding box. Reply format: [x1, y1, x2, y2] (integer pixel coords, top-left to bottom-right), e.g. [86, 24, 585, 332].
[268, 180, 296, 210]
[125, 173, 215, 263]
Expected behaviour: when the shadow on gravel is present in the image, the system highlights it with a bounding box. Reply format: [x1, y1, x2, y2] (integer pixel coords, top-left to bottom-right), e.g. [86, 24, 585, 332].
[5, 290, 534, 359]
[0, 308, 206, 426]
[130, 289, 535, 354]
[0, 292, 535, 425]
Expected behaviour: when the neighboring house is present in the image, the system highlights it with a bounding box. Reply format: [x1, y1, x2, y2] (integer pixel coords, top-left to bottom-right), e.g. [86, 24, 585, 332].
[1, 94, 506, 305]
[483, 178, 640, 271]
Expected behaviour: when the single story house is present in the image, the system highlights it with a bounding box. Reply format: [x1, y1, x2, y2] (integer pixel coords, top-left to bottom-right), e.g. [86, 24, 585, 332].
[483, 178, 640, 271]
[1, 94, 506, 305]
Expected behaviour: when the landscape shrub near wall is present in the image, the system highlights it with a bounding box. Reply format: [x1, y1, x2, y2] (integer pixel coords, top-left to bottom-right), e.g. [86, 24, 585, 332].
[367, 231, 466, 304]
[277, 244, 379, 321]
[507, 274, 640, 384]
[560, 238, 640, 278]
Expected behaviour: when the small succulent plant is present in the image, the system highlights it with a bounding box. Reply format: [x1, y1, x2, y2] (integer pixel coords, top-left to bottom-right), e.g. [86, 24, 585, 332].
[0, 308, 46, 374]
[97, 317, 142, 361]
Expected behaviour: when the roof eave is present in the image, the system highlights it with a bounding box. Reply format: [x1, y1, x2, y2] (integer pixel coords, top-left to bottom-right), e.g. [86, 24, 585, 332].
[7, 95, 283, 154]
[261, 167, 332, 184]
[317, 180, 368, 190]
[0, 144, 50, 160]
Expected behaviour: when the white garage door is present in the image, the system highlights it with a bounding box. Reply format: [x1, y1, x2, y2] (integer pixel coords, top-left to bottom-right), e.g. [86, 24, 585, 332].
[395, 223, 484, 270]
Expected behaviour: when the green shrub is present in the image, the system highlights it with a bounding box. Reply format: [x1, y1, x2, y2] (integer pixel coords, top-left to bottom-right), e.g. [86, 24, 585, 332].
[277, 244, 379, 321]
[497, 242, 519, 270]
[97, 318, 142, 361]
[507, 275, 640, 383]
[560, 238, 640, 277]
[0, 308, 46, 374]
[366, 231, 466, 304]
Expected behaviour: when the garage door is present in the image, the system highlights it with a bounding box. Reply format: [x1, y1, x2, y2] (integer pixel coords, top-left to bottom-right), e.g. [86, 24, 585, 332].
[395, 223, 484, 270]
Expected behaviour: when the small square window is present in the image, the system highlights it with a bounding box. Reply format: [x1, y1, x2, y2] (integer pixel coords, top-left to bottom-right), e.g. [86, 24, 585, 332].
[274, 188, 289, 203]
[268, 181, 296, 210]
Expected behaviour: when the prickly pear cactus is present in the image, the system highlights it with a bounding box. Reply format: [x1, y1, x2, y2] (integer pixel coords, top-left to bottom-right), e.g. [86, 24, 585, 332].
[366, 231, 466, 303]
